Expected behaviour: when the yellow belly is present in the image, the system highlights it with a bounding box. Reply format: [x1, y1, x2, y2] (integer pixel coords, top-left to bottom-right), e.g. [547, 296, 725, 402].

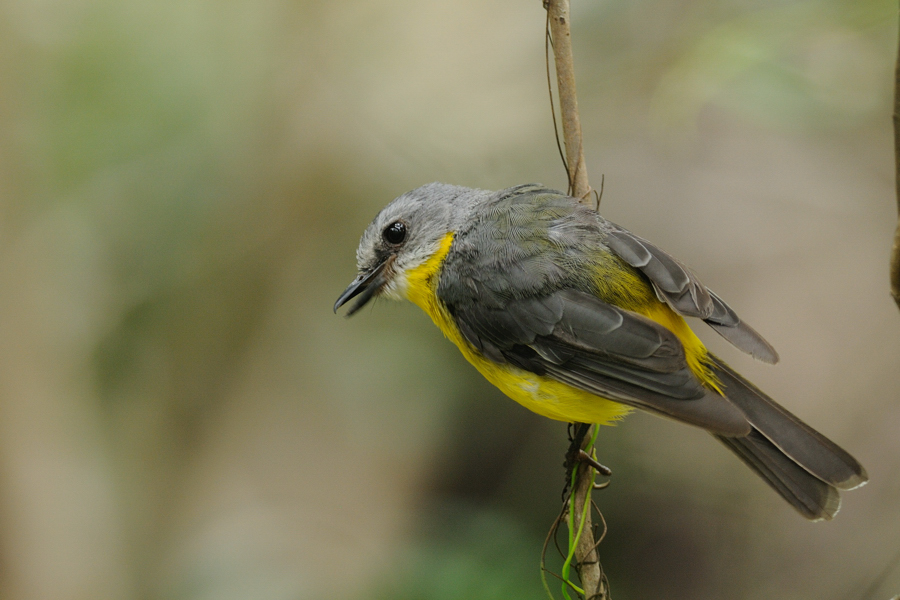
[402, 233, 717, 425]
[462, 354, 634, 424]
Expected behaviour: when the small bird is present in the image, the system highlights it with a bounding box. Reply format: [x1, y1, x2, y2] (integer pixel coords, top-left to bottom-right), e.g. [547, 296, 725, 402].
[334, 183, 867, 520]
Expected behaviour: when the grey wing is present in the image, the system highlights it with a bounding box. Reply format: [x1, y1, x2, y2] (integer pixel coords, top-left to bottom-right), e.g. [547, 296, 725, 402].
[451, 288, 751, 436]
[604, 226, 779, 364]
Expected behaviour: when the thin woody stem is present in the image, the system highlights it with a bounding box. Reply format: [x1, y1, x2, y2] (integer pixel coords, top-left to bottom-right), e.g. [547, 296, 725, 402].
[568, 424, 607, 599]
[891, 3, 900, 310]
[545, 0, 606, 597]
[546, 0, 591, 202]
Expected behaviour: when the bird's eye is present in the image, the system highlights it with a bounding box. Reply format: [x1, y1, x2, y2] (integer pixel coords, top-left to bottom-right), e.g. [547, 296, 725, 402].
[383, 221, 407, 245]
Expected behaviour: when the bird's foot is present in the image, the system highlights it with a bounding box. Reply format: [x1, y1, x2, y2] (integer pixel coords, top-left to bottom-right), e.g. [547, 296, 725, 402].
[562, 424, 612, 496]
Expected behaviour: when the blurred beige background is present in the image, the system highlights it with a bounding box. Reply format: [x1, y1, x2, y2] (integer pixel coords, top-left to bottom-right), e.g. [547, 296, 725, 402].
[0, 0, 898, 599]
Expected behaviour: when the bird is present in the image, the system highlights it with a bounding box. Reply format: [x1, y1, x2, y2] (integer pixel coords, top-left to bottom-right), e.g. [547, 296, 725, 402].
[334, 183, 867, 520]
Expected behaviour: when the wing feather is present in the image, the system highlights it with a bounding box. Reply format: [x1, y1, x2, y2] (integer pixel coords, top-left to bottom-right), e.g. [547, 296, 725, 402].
[605, 227, 779, 364]
[451, 288, 751, 436]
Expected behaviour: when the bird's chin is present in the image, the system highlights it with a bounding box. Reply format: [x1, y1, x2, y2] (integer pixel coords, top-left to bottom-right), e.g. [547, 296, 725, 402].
[379, 274, 408, 302]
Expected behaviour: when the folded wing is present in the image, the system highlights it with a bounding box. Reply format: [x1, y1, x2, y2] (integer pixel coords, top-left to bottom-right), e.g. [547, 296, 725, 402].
[604, 226, 779, 364]
[451, 288, 752, 436]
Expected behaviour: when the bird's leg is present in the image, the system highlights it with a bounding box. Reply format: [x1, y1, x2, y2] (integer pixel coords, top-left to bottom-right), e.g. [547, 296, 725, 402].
[564, 423, 591, 473]
[562, 423, 611, 496]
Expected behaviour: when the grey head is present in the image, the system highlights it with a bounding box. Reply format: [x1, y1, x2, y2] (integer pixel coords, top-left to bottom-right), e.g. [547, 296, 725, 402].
[334, 183, 491, 315]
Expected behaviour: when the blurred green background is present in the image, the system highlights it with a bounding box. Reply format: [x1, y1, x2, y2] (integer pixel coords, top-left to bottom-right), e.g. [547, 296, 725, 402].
[1, 0, 898, 598]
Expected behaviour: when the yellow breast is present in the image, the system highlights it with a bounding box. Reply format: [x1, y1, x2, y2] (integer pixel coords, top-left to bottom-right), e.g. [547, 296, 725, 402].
[402, 232, 717, 425]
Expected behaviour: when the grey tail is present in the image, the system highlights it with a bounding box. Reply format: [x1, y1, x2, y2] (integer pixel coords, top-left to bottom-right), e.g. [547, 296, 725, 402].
[709, 355, 868, 521]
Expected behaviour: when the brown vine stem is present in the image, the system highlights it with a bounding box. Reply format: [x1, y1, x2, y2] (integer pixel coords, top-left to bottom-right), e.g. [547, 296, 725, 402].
[891, 1, 900, 311]
[569, 430, 607, 600]
[545, 1, 606, 597]
[546, 0, 592, 201]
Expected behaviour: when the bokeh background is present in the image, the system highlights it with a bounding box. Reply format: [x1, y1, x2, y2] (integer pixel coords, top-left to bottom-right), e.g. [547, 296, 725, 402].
[1, 0, 898, 598]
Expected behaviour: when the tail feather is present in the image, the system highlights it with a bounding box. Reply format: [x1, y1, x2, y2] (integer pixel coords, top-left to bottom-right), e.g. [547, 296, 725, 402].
[716, 431, 841, 520]
[707, 355, 867, 520]
[710, 355, 868, 490]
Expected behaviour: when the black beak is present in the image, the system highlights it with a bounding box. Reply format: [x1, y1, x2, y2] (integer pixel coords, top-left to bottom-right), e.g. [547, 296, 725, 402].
[333, 260, 388, 316]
